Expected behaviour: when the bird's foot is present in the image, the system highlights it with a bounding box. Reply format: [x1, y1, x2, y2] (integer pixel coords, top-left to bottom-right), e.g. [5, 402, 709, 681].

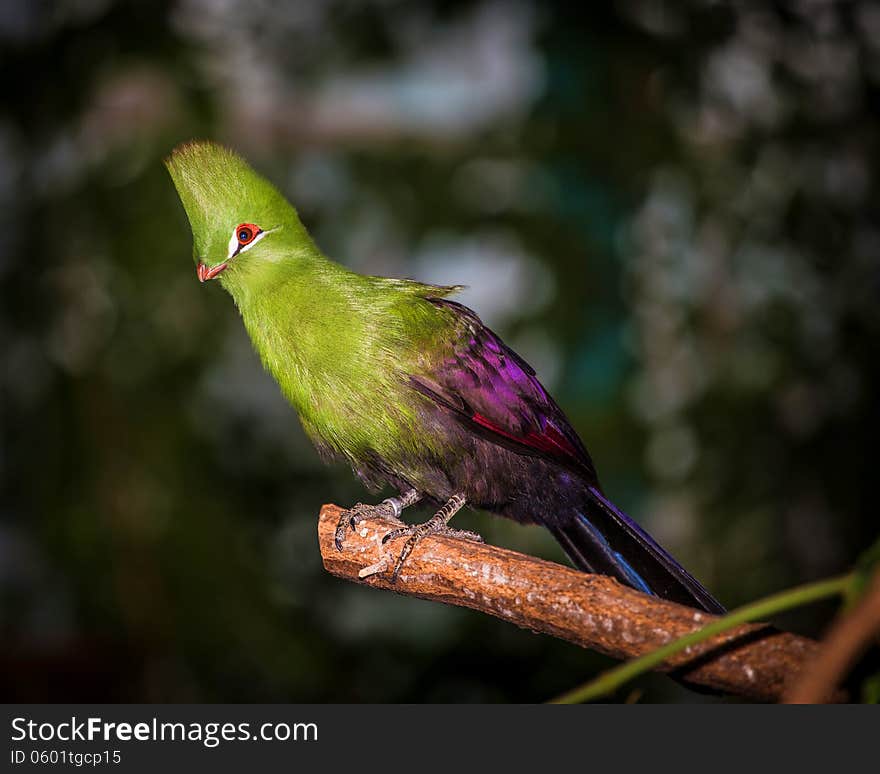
[334, 490, 424, 551]
[381, 495, 482, 582]
[334, 500, 403, 551]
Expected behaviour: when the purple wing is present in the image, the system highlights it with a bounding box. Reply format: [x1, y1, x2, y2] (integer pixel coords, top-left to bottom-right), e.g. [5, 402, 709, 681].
[410, 299, 598, 482]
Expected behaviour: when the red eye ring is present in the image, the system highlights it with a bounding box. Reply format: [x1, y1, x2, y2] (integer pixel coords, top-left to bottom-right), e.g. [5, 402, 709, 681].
[236, 223, 260, 245]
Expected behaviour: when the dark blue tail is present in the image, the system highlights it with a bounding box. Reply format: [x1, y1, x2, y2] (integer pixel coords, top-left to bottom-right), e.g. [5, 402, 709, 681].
[548, 487, 725, 615]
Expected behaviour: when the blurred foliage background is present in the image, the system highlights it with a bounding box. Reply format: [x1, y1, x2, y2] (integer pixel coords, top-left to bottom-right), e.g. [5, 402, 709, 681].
[1, 0, 878, 702]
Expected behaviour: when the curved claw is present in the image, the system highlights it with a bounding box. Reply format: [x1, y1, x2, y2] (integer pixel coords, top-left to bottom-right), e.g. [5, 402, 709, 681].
[333, 511, 354, 551]
[334, 502, 371, 550]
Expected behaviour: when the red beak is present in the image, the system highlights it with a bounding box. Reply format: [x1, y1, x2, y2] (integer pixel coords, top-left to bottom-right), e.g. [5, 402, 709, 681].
[197, 261, 228, 283]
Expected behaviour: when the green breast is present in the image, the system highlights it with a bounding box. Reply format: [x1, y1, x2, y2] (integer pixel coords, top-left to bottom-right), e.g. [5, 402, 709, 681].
[234, 264, 436, 474]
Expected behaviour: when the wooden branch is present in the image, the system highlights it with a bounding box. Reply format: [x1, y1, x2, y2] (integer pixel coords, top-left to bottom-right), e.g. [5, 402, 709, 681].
[318, 504, 840, 702]
[784, 571, 880, 703]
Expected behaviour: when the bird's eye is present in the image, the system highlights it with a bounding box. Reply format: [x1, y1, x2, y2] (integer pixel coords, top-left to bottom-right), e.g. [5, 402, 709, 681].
[228, 222, 266, 259]
[237, 225, 257, 244]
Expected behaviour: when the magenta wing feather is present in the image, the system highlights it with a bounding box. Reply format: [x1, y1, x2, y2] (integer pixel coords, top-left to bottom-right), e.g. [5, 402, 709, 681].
[410, 299, 598, 483]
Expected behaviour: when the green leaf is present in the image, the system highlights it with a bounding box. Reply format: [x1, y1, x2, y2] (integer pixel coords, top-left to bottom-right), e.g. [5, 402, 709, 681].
[846, 535, 880, 608]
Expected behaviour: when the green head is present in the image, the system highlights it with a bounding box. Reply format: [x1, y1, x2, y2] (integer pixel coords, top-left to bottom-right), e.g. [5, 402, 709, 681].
[165, 141, 317, 292]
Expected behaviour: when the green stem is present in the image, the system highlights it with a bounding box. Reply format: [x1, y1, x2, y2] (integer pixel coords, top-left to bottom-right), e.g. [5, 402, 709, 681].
[551, 572, 854, 704]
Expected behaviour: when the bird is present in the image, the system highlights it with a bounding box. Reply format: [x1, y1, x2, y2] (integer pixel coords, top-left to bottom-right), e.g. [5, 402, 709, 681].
[165, 141, 725, 615]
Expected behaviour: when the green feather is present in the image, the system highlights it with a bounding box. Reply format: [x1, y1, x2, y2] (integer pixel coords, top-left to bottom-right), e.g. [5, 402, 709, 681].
[165, 141, 461, 486]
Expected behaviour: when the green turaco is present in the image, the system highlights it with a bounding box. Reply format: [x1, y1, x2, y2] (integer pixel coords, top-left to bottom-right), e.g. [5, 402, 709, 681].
[165, 141, 724, 613]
